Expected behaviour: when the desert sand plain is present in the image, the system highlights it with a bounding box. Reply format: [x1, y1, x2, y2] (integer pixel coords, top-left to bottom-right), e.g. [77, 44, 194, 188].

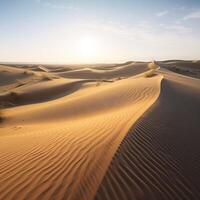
[0, 60, 200, 200]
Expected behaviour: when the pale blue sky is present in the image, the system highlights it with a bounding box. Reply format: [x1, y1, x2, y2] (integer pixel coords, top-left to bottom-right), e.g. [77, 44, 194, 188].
[0, 0, 200, 63]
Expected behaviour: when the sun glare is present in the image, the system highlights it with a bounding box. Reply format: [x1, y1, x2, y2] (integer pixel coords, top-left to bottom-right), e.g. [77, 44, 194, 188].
[75, 35, 99, 61]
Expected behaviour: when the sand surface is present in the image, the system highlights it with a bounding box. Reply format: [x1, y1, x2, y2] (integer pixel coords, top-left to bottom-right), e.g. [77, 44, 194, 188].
[94, 68, 200, 200]
[0, 62, 161, 200]
[0, 61, 199, 200]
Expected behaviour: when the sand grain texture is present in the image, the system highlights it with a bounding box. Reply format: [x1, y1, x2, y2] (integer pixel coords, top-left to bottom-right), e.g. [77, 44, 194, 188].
[0, 63, 161, 200]
[2, 61, 199, 200]
[95, 69, 200, 200]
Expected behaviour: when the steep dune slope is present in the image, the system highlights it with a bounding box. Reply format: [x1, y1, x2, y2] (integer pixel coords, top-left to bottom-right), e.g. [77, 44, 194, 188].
[94, 70, 200, 200]
[0, 74, 162, 200]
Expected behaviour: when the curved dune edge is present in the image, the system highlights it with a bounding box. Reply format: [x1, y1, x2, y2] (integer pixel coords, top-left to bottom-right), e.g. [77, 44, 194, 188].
[57, 62, 149, 79]
[0, 78, 97, 107]
[0, 75, 162, 200]
[94, 71, 200, 200]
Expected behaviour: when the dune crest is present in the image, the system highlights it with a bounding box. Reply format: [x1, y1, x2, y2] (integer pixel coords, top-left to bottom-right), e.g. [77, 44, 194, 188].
[94, 68, 200, 200]
[0, 65, 162, 200]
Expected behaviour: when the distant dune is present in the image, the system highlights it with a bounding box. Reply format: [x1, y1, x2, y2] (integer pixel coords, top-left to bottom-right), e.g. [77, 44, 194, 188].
[0, 60, 200, 200]
[57, 62, 150, 79]
[158, 60, 200, 79]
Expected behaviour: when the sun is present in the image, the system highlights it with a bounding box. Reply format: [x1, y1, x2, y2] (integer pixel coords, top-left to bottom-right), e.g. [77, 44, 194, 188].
[75, 35, 99, 61]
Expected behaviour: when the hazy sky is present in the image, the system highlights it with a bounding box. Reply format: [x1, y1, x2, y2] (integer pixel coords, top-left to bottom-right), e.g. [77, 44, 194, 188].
[0, 0, 200, 63]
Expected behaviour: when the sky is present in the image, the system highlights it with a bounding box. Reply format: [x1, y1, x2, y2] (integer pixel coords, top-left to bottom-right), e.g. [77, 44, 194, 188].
[0, 0, 200, 63]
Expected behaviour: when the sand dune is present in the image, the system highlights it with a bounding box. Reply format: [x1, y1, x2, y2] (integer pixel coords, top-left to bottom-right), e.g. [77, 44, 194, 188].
[0, 64, 60, 94]
[58, 62, 150, 79]
[0, 65, 33, 87]
[0, 78, 97, 106]
[94, 68, 200, 200]
[1, 60, 199, 200]
[158, 60, 200, 79]
[0, 62, 161, 200]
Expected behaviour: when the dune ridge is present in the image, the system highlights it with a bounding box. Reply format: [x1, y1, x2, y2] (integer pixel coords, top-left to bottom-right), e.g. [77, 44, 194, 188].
[58, 62, 149, 79]
[94, 69, 200, 200]
[2, 61, 199, 200]
[0, 62, 162, 200]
